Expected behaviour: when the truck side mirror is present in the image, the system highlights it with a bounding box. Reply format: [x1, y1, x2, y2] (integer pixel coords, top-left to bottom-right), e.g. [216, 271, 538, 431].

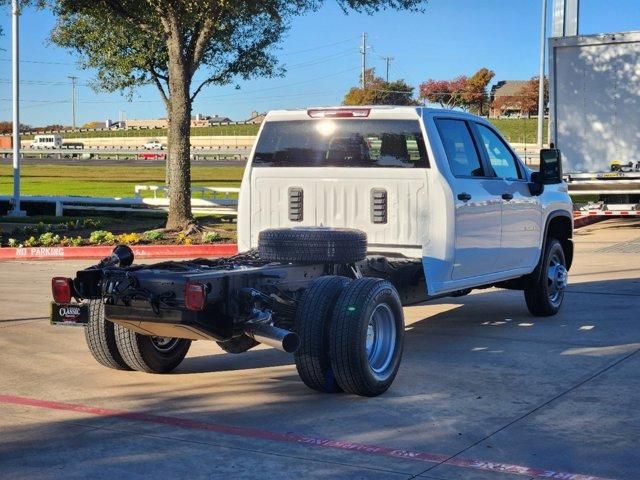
[539, 148, 563, 184]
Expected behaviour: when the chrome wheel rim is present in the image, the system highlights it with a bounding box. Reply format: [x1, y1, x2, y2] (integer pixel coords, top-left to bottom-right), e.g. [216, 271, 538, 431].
[547, 252, 568, 307]
[150, 336, 179, 352]
[365, 303, 397, 377]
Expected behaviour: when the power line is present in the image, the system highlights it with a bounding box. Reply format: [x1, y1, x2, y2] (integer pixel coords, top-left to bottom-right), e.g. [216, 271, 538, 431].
[279, 35, 360, 56]
[0, 57, 76, 66]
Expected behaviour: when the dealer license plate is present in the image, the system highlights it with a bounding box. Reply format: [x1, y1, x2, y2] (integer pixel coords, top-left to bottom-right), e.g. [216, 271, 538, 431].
[50, 302, 89, 326]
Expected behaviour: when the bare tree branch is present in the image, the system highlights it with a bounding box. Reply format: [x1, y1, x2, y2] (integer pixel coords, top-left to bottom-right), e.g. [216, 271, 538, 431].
[190, 73, 226, 102]
[149, 66, 169, 108]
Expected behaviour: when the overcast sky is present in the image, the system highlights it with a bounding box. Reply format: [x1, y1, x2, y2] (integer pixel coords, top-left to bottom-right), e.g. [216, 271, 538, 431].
[0, 0, 638, 126]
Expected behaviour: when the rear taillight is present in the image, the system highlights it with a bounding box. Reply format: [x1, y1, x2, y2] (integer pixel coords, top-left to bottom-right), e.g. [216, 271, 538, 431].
[185, 281, 207, 311]
[52, 277, 73, 303]
[307, 108, 370, 118]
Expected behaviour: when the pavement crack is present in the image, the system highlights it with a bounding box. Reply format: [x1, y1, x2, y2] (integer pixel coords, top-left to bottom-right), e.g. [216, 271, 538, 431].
[413, 346, 640, 476]
[0, 317, 47, 323]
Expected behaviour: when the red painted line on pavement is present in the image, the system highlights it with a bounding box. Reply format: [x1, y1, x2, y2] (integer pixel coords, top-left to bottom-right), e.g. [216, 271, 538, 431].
[0, 244, 238, 261]
[0, 394, 612, 480]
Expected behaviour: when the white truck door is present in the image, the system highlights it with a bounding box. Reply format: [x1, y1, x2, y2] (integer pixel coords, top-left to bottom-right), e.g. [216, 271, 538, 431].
[434, 118, 502, 280]
[473, 123, 542, 271]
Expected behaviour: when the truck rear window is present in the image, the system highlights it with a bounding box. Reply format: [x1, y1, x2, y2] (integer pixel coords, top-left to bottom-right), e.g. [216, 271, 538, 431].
[253, 120, 429, 168]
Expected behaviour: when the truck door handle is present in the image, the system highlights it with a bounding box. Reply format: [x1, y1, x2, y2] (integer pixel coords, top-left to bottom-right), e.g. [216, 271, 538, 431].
[501, 193, 513, 201]
[457, 192, 472, 202]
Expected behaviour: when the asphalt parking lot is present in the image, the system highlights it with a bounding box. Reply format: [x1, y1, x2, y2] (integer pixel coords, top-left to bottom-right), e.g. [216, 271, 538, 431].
[1, 218, 639, 480]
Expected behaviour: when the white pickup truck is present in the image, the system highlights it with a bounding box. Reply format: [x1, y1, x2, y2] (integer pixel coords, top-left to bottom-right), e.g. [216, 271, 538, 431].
[239, 106, 573, 302]
[51, 106, 573, 397]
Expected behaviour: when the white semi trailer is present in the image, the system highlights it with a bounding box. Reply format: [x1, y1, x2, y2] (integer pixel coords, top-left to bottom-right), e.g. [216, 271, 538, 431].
[549, 31, 640, 217]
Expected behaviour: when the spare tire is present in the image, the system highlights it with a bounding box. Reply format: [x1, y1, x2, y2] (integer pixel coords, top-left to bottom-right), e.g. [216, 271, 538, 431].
[258, 227, 367, 264]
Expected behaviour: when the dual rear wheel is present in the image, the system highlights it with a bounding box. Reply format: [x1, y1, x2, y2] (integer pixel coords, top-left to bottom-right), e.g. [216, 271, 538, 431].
[295, 276, 405, 397]
[84, 300, 190, 373]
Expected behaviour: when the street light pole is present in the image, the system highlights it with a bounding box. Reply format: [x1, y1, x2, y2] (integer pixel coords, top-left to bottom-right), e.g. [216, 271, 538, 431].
[68, 76, 78, 129]
[9, 0, 25, 217]
[537, 0, 548, 148]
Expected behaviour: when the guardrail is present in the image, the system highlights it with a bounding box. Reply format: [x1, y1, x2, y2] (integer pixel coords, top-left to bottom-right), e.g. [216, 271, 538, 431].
[0, 187, 239, 216]
[0, 147, 250, 161]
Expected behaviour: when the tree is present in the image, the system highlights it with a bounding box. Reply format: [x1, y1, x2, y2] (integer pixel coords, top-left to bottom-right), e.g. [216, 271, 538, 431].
[419, 68, 494, 112]
[343, 68, 417, 106]
[517, 76, 549, 117]
[0, 121, 31, 134]
[463, 67, 494, 115]
[418, 76, 468, 109]
[44, 0, 426, 231]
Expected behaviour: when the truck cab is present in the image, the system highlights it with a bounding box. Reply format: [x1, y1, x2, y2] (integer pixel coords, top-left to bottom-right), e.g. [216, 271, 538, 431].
[238, 106, 573, 297]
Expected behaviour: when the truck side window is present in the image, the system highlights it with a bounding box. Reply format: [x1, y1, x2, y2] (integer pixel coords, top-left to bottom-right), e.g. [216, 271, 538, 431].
[435, 119, 484, 177]
[476, 124, 522, 180]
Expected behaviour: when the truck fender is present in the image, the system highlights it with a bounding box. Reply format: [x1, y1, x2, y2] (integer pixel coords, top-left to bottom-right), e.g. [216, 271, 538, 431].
[528, 210, 574, 285]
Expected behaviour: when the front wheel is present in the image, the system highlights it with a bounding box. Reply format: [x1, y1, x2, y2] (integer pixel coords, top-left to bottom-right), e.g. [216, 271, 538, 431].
[329, 278, 404, 397]
[114, 324, 191, 373]
[524, 238, 568, 316]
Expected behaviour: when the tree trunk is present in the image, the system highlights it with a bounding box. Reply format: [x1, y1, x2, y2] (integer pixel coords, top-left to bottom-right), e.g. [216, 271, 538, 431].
[165, 40, 194, 231]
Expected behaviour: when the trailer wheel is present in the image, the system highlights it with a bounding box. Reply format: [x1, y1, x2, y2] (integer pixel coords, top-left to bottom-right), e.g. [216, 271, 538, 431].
[217, 335, 259, 354]
[329, 278, 404, 397]
[114, 324, 191, 373]
[524, 238, 568, 316]
[258, 227, 367, 264]
[294, 275, 352, 393]
[84, 300, 131, 370]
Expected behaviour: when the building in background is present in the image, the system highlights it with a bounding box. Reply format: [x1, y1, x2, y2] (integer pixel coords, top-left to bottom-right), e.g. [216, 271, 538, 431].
[489, 80, 528, 118]
[126, 118, 169, 129]
[191, 114, 233, 127]
[245, 111, 266, 124]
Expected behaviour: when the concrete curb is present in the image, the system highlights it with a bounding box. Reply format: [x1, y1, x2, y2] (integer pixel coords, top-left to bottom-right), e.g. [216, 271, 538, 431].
[0, 243, 238, 261]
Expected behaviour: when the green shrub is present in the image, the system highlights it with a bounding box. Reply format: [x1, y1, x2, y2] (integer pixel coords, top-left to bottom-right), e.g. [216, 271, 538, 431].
[89, 230, 115, 245]
[38, 232, 61, 247]
[61, 236, 83, 247]
[145, 230, 164, 241]
[201, 231, 220, 244]
[7, 238, 18, 247]
[23, 236, 37, 247]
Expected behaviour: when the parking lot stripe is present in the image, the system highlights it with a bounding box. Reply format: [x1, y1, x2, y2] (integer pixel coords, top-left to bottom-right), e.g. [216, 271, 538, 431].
[0, 394, 613, 480]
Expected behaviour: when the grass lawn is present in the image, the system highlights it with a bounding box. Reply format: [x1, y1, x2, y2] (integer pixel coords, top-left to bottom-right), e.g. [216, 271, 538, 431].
[489, 118, 548, 144]
[0, 164, 245, 198]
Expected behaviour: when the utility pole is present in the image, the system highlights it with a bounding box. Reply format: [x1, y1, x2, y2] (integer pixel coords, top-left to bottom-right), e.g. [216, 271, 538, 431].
[381, 56, 394, 82]
[537, 0, 548, 148]
[68, 76, 78, 129]
[360, 32, 367, 89]
[9, 0, 25, 217]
